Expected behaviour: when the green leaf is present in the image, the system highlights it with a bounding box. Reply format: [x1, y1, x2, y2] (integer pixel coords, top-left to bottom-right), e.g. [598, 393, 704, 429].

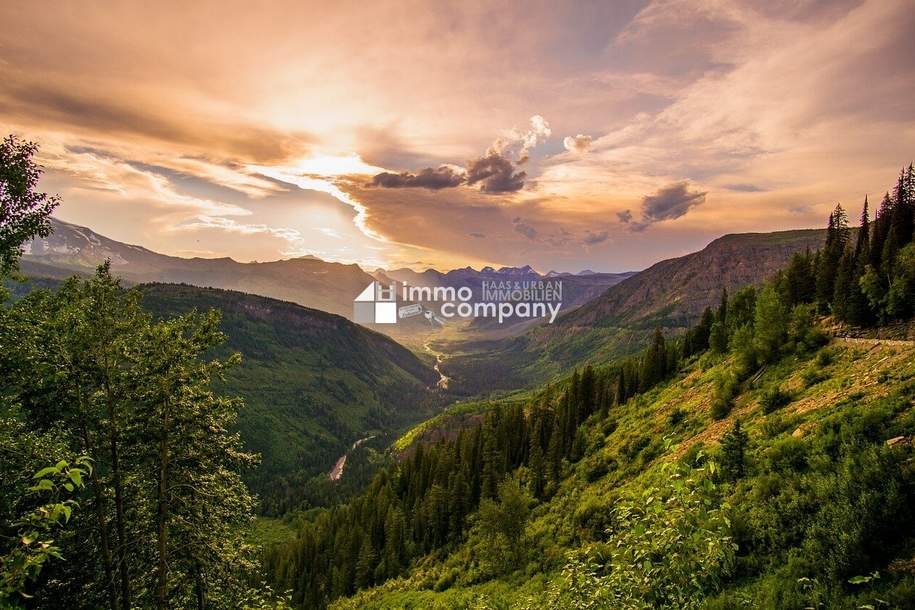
[30, 479, 54, 492]
[33, 466, 58, 479]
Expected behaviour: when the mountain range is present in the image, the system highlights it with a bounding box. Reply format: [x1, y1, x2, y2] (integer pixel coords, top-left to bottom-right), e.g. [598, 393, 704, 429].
[23, 219, 633, 334]
[439, 228, 830, 394]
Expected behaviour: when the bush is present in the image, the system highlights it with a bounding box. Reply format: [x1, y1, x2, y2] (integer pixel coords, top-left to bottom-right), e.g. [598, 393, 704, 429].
[764, 437, 808, 472]
[760, 386, 792, 414]
[667, 408, 687, 428]
[541, 463, 736, 609]
[801, 368, 827, 388]
[816, 348, 835, 367]
[711, 371, 740, 420]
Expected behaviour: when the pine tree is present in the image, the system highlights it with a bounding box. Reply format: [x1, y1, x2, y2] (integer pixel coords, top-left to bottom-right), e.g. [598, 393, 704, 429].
[870, 192, 893, 272]
[785, 249, 815, 305]
[639, 327, 667, 391]
[615, 368, 627, 405]
[717, 288, 729, 323]
[720, 419, 749, 481]
[816, 205, 850, 312]
[833, 250, 853, 320]
[847, 198, 874, 325]
[753, 283, 789, 364]
[355, 535, 377, 589]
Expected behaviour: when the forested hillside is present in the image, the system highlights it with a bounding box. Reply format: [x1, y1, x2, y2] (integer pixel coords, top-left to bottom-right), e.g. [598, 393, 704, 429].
[262, 166, 915, 609]
[138, 283, 439, 513]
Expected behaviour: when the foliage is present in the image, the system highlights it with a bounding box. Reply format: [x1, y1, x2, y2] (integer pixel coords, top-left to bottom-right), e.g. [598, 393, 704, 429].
[1, 457, 90, 605]
[0, 135, 59, 276]
[537, 462, 736, 610]
[1, 265, 262, 609]
[760, 386, 792, 414]
[710, 370, 739, 420]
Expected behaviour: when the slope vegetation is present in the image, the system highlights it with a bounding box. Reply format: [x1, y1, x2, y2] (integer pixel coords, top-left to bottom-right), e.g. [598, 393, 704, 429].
[138, 283, 438, 513]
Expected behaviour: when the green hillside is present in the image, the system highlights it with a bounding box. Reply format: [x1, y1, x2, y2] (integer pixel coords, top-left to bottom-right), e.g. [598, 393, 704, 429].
[261, 187, 915, 608]
[138, 283, 440, 513]
[328, 337, 915, 609]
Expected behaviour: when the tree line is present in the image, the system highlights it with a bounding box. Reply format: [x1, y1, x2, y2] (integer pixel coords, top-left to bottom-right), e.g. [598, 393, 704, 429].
[1, 136, 282, 609]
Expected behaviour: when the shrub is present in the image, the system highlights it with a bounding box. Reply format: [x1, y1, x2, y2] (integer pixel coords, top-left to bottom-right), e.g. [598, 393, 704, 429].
[711, 370, 740, 420]
[667, 408, 687, 428]
[760, 386, 792, 414]
[816, 348, 835, 367]
[541, 463, 736, 609]
[765, 437, 808, 472]
[801, 368, 827, 388]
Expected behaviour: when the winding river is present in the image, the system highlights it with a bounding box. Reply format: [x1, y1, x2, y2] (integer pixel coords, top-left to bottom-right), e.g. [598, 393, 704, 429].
[423, 341, 450, 390]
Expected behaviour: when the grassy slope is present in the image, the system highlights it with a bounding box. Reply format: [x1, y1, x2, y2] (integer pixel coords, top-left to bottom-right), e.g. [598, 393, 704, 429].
[336, 338, 915, 608]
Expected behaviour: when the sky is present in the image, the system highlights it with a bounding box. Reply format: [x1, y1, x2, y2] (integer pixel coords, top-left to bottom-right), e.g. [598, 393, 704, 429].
[2, 0, 914, 272]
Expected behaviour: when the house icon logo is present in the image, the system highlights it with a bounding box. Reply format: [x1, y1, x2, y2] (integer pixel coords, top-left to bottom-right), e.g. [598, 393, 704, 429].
[353, 281, 397, 324]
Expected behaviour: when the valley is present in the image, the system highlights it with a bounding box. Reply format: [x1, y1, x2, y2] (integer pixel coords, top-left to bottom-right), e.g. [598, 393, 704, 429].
[6, 163, 915, 609]
[3, 6, 915, 608]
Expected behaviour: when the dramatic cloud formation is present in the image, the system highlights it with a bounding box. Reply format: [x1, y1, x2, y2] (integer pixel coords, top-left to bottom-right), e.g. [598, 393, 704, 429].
[1, 1, 913, 272]
[371, 166, 464, 189]
[563, 134, 593, 153]
[369, 115, 550, 194]
[467, 153, 527, 193]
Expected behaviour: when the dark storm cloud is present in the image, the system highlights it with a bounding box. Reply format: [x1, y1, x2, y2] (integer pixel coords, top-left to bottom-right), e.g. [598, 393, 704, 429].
[635, 181, 706, 229]
[371, 166, 465, 189]
[467, 153, 527, 193]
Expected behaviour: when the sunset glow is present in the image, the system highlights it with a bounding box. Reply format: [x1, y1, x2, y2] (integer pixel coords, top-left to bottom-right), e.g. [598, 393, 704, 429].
[2, 0, 914, 271]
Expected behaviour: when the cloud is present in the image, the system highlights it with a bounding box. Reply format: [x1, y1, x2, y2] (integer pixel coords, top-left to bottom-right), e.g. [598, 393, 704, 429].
[617, 209, 634, 224]
[467, 153, 527, 193]
[582, 230, 609, 244]
[366, 114, 549, 194]
[469, 232, 486, 238]
[518, 114, 552, 162]
[627, 181, 706, 230]
[723, 183, 766, 192]
[512, 217, 538, 240]
[173, 216, 303, 242]
[0, 80, 313, 164]
[371, 166, 464, 189]
[563, 134, 593, 153]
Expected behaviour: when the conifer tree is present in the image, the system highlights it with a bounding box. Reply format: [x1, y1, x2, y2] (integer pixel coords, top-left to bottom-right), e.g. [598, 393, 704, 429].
[720, 419, 749, 481]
